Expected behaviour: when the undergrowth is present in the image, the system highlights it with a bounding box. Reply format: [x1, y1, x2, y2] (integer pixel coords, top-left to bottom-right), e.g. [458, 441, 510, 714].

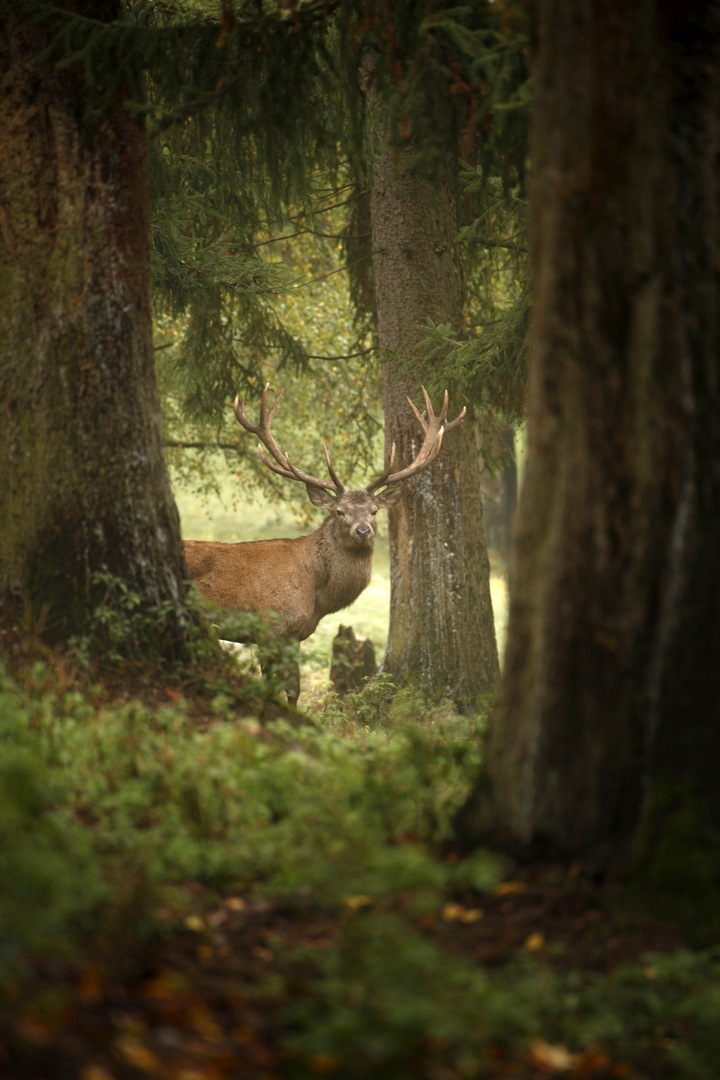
[1, 654, 719, 1078]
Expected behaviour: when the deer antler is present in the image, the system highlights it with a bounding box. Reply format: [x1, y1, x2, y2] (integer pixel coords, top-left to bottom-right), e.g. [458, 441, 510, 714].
[233, 383, 345, 495]
[365, 387, 466, 495]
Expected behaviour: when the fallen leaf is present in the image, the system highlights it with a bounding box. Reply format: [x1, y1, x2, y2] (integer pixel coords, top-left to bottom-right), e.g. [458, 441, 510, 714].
[495, 880, 527, 896]
[190, 1004, 224, 1041]
[524, 932, 545, 951]
[225, 896, 246, 911]
[441, 902, 483, 923]
[185, 915, 205, 932]
[116, 1037, 162, 1074]
[528, 1038, 579, 1071]
[343, 895, 374, 911]
[81, 1067, 116, 1080]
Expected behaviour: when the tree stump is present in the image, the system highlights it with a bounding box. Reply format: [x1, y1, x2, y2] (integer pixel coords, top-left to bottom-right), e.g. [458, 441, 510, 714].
[330, 625, 377, 694]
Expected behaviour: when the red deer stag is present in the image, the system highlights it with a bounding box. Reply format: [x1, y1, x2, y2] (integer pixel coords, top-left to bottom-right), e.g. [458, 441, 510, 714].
[184, 384, 465, 704]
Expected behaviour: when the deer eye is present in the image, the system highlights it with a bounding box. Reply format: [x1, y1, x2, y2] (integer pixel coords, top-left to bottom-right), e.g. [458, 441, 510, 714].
[336, 508, 345, 518]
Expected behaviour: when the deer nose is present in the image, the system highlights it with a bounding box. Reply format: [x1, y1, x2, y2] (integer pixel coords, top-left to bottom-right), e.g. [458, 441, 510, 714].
[355, 525, 372, 540]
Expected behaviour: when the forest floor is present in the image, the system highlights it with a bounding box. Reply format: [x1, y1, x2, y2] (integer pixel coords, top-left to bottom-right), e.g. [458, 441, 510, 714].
[2, 854, 687, 1080]
[0, 641, 712, 1080]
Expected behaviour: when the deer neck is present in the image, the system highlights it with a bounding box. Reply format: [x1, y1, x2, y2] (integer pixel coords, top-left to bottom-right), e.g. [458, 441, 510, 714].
[313, 516, 374, 617]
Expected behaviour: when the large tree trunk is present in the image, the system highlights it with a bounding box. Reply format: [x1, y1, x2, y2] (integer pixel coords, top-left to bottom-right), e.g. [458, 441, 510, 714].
[369, 141, 499, 708]
[459, 2, 720, 865]
[0, 8, 190, 651]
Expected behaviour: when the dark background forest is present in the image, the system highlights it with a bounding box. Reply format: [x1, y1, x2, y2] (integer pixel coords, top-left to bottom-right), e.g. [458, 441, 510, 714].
[1, 1, 720, 1078]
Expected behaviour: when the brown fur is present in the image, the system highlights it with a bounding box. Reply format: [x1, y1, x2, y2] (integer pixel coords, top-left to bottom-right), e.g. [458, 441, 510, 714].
[184, 488, 398, 702]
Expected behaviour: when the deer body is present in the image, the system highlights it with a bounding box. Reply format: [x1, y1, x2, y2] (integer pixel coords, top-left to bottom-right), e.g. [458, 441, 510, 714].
[185, 492, 380, 641]
[184, 385, 465, 705]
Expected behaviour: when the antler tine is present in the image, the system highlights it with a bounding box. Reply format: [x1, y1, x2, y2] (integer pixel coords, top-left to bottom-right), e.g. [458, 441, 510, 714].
[364, 442, 397, 496]
[442, 405, 466, 432]
[365, 387, 465, 494]
[407, 387, 449, 434]
[233, 383, 343, 495]
[322, 444, 345, 494]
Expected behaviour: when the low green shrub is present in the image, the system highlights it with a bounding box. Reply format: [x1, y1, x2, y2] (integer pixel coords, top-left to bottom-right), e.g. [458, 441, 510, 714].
[3, 657, 720, 1078]
[0, 660, 490, 973]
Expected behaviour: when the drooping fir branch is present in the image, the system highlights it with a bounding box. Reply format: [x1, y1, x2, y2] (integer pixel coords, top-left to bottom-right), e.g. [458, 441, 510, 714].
[419, 162, 530, 425]
[25, 0, 531, 463]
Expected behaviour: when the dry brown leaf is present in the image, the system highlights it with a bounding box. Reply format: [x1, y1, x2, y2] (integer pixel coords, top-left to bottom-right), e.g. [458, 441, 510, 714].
[189, 1004, 224, 1042]
[494, 880, 527, 896]
[81, 1067, 116, 1080]
[116, 1036, 162, 1074]
[524, 932, 545, 951]
[528, 1038, 579, 1071]
[343, 895, 374, 911]
[441, 902, 484, 923]
[225, 896, 246, 911]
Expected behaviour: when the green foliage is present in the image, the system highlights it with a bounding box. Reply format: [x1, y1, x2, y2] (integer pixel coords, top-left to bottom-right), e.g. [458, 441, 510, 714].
[284, 914, 547, 1077]
[420, 170, 529, 425]
[285, 927, 720, 1079]
[0, 693, 106, 978]
[28, 0, 531, 450]
[2, 660, 720, 1075]
[69, 572, 180, 664]
[0, 662, 487, 968]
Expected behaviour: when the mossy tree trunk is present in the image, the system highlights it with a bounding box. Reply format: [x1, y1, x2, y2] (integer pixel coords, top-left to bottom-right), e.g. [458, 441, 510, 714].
[458, 1, 720, 866]
[368, 139, 499, 708]
[0, 7, 191, 651]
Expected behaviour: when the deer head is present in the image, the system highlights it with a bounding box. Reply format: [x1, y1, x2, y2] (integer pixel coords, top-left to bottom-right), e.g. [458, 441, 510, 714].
[233, 384, 466, 549]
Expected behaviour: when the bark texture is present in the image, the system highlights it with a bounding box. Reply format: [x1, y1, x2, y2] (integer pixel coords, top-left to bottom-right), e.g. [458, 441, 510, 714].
[0, 8, 189, 645]
[369, 140, 499, 707]
[471, 1, 720, 862]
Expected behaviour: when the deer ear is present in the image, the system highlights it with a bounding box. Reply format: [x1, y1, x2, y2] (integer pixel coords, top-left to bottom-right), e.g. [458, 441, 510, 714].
[373, 485, 402, 509]
[306, 484, 337, 510]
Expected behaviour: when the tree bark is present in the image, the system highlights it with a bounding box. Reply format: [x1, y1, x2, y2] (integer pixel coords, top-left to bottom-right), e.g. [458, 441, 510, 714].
[369, 139, 499, 708]
[0, 7, 190, 650]
[459, 1, 720, 864]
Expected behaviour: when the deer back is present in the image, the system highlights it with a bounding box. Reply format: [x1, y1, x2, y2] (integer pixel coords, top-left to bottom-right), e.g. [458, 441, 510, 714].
[184, 490, 382, 642]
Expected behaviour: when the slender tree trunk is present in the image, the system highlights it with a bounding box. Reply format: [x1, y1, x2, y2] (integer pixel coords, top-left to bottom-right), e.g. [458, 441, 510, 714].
[0, 8, 190, 651]
[369, 139, 499, 708]
[458, 1, 720, 865]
